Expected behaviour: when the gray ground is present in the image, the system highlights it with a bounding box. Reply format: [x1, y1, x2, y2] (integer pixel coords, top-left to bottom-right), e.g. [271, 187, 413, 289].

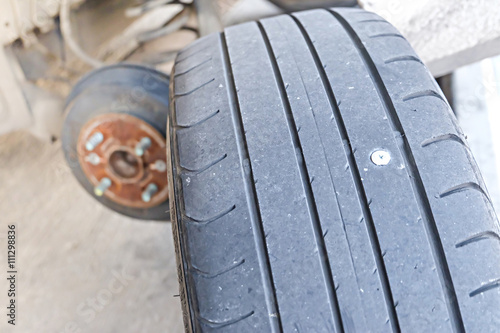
[0, 132, 183, 333]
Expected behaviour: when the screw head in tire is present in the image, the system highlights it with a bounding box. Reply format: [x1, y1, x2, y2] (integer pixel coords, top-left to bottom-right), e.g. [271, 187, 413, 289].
[371, 149, 391, 166]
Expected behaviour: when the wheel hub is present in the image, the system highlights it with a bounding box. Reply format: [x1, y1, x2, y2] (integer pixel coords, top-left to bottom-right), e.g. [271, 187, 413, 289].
[77, 113, 168, 209]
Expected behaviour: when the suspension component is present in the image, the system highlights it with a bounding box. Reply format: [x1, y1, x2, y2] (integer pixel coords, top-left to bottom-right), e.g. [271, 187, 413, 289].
[94, 177, 112, 196]
[62, 64, 170, 220]
[135, 137, 152, 156]
[85, 132, 104, 151]
[77, 113, 168, 209]
[141, 183, 158, 203]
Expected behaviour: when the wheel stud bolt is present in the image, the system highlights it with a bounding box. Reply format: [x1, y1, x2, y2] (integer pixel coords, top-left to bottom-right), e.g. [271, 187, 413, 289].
[141, 183, 158, 202]
[85, 153, 100, 165]
[152, 160, 167, 172]
[85, 132, 104, 151]
[135, 137, 152, 156]
[94, 177, 112, 197]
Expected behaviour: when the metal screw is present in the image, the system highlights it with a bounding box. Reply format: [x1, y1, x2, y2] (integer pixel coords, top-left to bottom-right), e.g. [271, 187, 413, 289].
[85, 153, 100, 166]
[371, 150, 391, 166]
[135, 137, 152, 156]
[94, 177, 112, 196]
[141, 183, 158, 202]
[153, 160, 167, 172]
[85, 132, 104, 151]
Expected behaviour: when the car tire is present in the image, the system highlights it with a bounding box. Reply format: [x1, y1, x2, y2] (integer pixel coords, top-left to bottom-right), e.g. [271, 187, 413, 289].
[168, 8, 500, 332]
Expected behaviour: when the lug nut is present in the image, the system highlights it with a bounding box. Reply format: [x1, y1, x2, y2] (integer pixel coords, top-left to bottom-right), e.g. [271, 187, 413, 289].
[141, 183, 158, 202]
[85, 153, 101, 166]
[85, 132, 104, 151]
[94, 177, 112, 196]
[135, 137, 152, 156]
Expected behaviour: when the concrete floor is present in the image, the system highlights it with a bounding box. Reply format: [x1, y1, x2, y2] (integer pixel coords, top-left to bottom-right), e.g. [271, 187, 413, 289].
[0, 132, 183, 333]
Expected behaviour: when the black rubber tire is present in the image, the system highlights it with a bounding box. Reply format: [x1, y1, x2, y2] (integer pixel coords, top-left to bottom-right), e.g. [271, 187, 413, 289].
[168, 8, 500, 332]
[62, 64, 170, 221]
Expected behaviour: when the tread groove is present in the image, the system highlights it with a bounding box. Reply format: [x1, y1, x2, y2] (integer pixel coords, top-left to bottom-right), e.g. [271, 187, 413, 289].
[329, 9, 466, 332]
[469, 278, 500, 297]
[358, 19, 390, 24]
[421, 133, 467, 148]
[176, 110, 220, 129]
[292, 13, 399, 333]
[198, 310, 255, 329]
[220, 32, 283, 332]
[384, 55, 423, 65]
[191, 259, 246, 278]
[369, 33, 406, 40]
[403, 89, 464, 143]
[456, 231, 500, 248]
[440, 182, 491, 201]
[402, 89, 448, 104]
[258, 21, 344, 333]
[174, 78, 215, 97]
[183, 205, 236, 225]
[174, 58, 213, 77]
[273, 16, 371, 328]
[175, 46, 211, 64]
[421, 134, 485, 190]
[180, 154, 228, 175]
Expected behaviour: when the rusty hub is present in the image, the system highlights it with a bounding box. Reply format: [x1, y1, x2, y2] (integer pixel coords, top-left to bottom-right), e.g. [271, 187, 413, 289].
[77, 113, 168, 209]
